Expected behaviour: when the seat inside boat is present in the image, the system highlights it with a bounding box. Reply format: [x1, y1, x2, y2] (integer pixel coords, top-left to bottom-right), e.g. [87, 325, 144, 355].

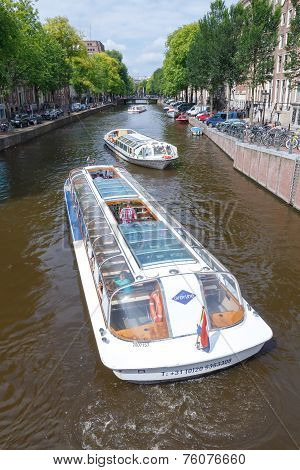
[89, 168, 118, 180]
[109, 279, 169, 341]
[107, 199, 156, 224]
[198, 274, 244, 328]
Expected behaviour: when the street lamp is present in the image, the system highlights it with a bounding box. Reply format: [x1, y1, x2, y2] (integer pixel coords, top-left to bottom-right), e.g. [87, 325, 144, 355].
[261, 90, 269, 125]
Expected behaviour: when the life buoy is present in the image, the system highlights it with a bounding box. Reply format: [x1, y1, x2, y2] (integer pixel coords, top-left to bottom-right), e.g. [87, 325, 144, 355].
[149, 290, 163, 323]
[162, 154, 172, 159]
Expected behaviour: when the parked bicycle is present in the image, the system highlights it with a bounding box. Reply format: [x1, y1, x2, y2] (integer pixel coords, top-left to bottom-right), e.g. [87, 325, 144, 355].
[285, 129, 300, 150]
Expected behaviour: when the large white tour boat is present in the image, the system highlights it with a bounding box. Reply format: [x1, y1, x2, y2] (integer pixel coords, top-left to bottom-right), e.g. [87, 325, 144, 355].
[104, 128, 178, 169]
[64, 165, 273, 383]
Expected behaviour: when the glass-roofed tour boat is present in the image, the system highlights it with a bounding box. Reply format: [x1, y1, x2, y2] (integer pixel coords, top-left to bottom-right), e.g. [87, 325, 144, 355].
[104, 128, 178, 169]
[128, 105, 146, 113]
[64, 165, 272, 383]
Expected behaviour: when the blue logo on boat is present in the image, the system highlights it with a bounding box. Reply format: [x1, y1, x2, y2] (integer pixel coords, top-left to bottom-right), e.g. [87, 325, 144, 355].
[172, 290, 196, 305]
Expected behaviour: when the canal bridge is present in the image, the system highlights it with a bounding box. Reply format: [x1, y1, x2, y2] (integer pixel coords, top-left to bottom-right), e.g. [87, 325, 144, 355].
[118, 96, 159, 105]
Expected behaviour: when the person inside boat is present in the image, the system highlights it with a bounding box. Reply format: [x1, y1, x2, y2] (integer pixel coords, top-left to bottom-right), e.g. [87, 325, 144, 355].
[119, 202, 137, 224]
[114, 271, 132, 292]
[102, 169, 113, 179]
[106, 270, 132, 295]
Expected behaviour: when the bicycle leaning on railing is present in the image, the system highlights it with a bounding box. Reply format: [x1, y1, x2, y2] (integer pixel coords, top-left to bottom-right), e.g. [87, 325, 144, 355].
[285, 129, 300, 150]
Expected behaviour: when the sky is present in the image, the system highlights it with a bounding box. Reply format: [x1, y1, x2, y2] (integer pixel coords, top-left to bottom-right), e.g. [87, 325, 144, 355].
[37, 0, 236, 78]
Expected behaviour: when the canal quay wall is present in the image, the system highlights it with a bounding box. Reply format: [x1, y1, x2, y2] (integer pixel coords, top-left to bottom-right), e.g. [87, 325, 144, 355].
[189, 117, 300, 211]
[0, 104, 114, 153]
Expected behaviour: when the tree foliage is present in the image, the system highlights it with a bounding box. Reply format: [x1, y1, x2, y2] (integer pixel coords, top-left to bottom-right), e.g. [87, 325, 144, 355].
[0, 2, 131, 106]
[43, 16, 87, 60]
[187, 1, 246, 108]
[71, 52, 127, 97]
[162, 23, 198, 96]
[105, 49, 134, 95]
[236, 0, 281, 92]
[146, 68, 163, 95]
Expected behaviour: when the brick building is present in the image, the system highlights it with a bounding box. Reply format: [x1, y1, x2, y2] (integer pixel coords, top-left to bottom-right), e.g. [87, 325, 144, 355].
[84, 40, 105, 55]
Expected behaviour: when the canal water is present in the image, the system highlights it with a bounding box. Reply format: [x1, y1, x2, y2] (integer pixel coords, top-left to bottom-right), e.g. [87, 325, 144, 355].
[0, 105, 299, 450]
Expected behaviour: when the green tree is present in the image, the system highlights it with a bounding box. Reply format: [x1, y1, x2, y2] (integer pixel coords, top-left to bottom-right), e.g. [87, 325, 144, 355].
[187, 20, 211, 106]
[0, 0, 20, 98]
[286, 0, 300, 89]
[187, 1, 246, 111]
[44, 16, 87, 60]
[146, 68, 163, 95]
[106, 49, 133, 95]
[0, 1, 70, 111]
[236, 0, 281, 122]
[162, 23, 198, 99]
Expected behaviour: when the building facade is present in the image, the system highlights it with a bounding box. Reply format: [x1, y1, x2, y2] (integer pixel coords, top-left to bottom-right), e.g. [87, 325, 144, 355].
[232, 0, 299, 127]
[84, 40, 105, 55]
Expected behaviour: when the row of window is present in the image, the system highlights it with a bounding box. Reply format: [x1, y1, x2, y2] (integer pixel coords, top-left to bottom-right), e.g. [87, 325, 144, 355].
[281, 8, 294, 27]
[116, 140, 131, 153]
[292, 107, 300, 126]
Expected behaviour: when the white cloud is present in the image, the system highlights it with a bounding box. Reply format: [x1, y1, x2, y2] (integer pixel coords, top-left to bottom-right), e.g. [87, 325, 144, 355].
[137, 52, 164, 63]
[103, 39, 126, 52]
[37, 0, 237, 76]
[150, 37, 166, 49]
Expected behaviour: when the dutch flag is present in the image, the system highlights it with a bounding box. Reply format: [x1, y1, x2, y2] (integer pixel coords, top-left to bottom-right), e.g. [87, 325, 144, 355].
[196, 307, 210, 352]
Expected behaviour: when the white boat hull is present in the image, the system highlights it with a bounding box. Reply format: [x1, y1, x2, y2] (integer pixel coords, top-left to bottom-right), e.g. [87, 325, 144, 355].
[104, 139, 176, 169]
[113, 343, 264, 383]
[167, 111, 178, 118]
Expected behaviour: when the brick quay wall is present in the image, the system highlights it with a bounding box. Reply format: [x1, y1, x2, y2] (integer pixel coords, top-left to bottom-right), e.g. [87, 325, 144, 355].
[189, 117, 300, 212]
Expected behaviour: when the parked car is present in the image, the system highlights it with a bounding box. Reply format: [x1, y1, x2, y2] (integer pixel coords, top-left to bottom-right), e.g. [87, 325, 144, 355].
[28, 114, 42, 125]
[0, 121, 11, 132]
[56, 108, 64, 116]
[10, 114, 29, 128]
[196, 111, 211, 122]
[187, 105, 208, 116]
[41, 110, 58, 120]
[206, 111, 238, 127]
[177, 103, 194, 112]
[71, 103, 82, 112]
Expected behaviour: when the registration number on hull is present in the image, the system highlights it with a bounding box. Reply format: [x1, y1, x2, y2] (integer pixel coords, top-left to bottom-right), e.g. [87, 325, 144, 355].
[161, 358, 232, 377]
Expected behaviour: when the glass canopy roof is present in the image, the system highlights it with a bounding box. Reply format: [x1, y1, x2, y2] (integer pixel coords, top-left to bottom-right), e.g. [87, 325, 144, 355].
[93, 178, 138, 200]
[119, 221, 195, 267]
[118, 134, 152, 148]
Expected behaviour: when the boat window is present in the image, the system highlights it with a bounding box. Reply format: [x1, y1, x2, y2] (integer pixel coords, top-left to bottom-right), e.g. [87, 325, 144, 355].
[119, 221, 196, 267]
[197, 273, 244, 329]
[142, 146, 153, 157]
[153, 144, 175, 156]
[70, 169, 84, 180]
[193, 248, 227, 272]
[110, 280, 170, 341]
[175, 228, 204, 249]
[100, 255, 133, 296]
[93, 177, 138, 200]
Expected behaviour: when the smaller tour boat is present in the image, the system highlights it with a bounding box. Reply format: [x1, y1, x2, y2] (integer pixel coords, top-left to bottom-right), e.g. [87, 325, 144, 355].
[190, 126, 203, 136]
[128, 105, 146, 113]
[65, 165, 273, 383]
[176, 113, 189, 123]
[104, 128, 178, 169]
[167, 108, 179, 118]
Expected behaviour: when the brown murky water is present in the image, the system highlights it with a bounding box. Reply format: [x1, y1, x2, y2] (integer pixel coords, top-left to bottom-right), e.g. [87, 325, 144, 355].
[0, 106, 299, 450]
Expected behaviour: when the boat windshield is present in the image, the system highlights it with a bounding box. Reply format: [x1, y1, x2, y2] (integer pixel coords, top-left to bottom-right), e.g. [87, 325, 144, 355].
[109, 280, 170, 341]
[197, 273, 244, 329]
